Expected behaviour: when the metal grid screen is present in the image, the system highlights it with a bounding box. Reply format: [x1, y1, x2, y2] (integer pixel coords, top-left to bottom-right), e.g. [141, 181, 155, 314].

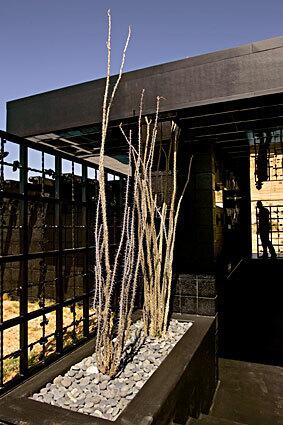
[256, 204, 283, 257]
[0, 131, 125, 394]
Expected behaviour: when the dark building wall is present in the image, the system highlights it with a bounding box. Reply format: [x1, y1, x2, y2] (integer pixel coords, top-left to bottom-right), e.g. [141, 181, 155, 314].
[173, 144, 225, 317]
[177, 143, 216, 272]
[6, 37, 283, 137]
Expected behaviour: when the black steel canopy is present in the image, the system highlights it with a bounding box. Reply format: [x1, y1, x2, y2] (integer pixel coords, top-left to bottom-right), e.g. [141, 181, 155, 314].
[9, 92, 281, 166]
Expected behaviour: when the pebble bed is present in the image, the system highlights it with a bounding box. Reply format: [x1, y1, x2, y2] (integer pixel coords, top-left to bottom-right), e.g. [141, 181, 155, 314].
[31, 319, 193, 421]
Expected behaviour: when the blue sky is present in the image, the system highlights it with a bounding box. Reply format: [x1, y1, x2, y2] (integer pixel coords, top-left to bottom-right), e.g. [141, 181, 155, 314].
[0, 0, 282, 131]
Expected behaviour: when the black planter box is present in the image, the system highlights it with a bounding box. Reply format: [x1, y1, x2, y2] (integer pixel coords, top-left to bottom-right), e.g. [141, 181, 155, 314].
[0, 314, 217, 425]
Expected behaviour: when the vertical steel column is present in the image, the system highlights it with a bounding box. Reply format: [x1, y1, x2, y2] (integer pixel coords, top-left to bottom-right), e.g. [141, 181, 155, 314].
[0, 136, 5, 386]
[82, 165, 89, 338]
[55, 156, 63, 354]
[71, 162, 76, 342]
[19, 143, 28, 375]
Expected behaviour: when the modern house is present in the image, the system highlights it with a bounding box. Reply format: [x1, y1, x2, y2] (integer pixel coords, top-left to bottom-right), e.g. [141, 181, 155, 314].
[3, 35, 283, 376]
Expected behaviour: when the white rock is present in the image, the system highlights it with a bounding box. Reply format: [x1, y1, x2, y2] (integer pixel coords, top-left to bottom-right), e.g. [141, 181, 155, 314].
[136, 381, 144, 389]
[93, 409, 103, 418]
[85, 365, 99, 375]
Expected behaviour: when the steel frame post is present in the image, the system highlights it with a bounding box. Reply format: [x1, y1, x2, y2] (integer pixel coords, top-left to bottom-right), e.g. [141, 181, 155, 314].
[55, 156, 63, 354]
[19, 143, 28, 376]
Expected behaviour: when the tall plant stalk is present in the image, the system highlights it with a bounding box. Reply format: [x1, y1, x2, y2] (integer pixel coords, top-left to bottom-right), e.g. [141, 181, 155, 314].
[93, 11, 144, 377]
[126, 99, 193, 338]
[94, 11, 192, 376]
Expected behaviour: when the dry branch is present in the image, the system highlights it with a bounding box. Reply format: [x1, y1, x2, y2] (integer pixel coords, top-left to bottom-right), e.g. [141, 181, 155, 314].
[93, 11, 143, 377]
[127, 102, 193, 337]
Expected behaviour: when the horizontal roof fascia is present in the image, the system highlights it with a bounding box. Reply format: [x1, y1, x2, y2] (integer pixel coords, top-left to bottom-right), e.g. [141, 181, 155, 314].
[6, 36, 283, 137]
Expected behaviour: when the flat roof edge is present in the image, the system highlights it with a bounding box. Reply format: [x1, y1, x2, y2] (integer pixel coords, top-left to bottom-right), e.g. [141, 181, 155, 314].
[7, 36, 283, 106]
[7, 88, 283, 139]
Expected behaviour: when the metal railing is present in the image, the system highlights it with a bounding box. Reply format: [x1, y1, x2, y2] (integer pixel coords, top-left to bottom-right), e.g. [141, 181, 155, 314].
[0, 130, 126, 394]
[256, 204, 283, 257]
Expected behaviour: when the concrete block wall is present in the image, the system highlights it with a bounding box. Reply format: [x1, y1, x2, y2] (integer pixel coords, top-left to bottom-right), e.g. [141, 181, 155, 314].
[173, 273, 217, 316]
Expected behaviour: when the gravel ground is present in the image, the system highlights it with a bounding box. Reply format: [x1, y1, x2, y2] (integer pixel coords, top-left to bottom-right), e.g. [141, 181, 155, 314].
[31, 319, 193, 421]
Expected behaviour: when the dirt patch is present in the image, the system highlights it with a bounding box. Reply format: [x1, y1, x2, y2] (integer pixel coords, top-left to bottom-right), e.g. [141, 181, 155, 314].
[2, 294, 96, 384]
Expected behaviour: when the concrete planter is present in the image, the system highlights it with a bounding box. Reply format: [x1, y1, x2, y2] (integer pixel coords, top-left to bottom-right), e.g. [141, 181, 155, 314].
[0, 314, 217, 425]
